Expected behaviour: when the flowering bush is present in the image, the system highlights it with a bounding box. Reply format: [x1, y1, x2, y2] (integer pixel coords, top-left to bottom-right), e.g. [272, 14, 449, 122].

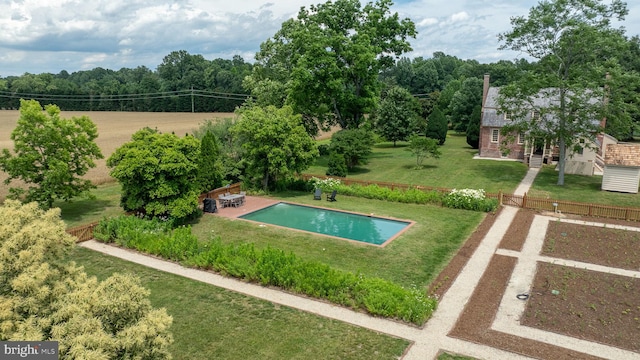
[310, 177, 342, 192]
[442, 188, 498, 212]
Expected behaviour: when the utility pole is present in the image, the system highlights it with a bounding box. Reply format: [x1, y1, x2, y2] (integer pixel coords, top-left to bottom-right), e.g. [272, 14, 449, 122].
[191, 86, 194, 113]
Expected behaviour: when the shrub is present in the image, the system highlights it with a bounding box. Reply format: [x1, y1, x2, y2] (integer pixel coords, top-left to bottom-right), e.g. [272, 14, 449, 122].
[310, 177, 342, 192]
[326, 151, 348, 177]
[95, 215, 437, 325]
[442, 188, 498, 212]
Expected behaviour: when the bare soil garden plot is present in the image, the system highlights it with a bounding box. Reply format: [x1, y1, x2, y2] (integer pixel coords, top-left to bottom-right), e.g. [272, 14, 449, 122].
[522, 263, 640, 353]
[439, 208, 640, 359]
[542, 221, 640, 270]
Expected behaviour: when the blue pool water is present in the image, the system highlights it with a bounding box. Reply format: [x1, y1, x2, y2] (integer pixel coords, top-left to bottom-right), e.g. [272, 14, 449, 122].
[239, 202, 411, 245]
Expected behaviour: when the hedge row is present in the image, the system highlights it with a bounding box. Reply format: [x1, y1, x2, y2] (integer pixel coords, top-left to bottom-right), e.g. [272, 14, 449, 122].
[328, 183, 498, 212]
[94, 216, 437, 325]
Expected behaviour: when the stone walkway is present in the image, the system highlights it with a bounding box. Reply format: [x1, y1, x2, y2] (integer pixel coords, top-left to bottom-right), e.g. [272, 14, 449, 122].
[79, 168, 638, 359]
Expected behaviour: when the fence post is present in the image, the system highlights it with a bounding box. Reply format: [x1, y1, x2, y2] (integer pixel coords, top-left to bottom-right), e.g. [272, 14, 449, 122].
[498, 190, 503, 206]
[522, 192, 527, 208]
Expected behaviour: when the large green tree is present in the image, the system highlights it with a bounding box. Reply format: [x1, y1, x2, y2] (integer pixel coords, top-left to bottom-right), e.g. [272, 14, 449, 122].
[375, 86, 420, 146]
[449, 77, 484, 133]
[107, 127, 201, 222]
[247, 0, 416, 134]
[197, 130, 224, 193]
[0, 200, 173, 358]
[425, 105, 448, 145]
[329, 129, 376, 169]
[231, 105, 318, 191]
[498, 0, 634, 185]
[0, 99, 103, 209]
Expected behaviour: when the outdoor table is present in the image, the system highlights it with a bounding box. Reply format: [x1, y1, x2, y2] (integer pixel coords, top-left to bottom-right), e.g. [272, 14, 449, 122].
[218, 194, 245, 208]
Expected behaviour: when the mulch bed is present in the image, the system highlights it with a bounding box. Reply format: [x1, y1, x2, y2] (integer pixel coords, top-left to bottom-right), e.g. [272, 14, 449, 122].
[499, 209, 536, 251]
[433, 207, 640, 359]
[427, 207, 502, 299]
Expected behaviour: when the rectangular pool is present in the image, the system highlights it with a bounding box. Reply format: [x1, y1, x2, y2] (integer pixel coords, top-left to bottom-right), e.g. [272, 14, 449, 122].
[238, 202, 412, 246]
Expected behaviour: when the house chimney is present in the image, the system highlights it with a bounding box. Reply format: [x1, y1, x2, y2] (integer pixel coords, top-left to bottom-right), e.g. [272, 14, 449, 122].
[482, 74, 490, 107]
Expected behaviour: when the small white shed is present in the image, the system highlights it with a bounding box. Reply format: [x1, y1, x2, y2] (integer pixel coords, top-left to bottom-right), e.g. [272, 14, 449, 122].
[601, 144, 640, 194]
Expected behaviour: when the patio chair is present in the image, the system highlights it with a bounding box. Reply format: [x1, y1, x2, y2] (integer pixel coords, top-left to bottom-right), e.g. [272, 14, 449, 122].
[218, 195, 227, 209]
[313, 188, 322, 200]
[326, 190, 337, 202]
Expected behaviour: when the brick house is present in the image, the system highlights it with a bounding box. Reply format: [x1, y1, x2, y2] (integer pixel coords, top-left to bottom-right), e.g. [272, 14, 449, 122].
[477, 75, 612, 175]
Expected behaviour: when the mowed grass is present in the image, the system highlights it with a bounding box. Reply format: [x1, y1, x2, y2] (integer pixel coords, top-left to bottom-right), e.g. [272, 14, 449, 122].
[528, 166, 640, 207]
[191, 192, 484, 288]
[54, 183, 124, 228]
[69, 247, 409, 360]
[306, 133, 528, 193]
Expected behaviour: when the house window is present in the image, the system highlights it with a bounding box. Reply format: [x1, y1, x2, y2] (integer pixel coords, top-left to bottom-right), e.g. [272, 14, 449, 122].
[504, 112, 512, 121]
[531, 110, 540, 120]
[491, 129, 499, 143]
[517, 132, 525, 145]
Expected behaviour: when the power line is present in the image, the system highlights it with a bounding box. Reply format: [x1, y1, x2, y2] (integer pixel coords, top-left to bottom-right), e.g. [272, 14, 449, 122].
[0, 89, 252, 102]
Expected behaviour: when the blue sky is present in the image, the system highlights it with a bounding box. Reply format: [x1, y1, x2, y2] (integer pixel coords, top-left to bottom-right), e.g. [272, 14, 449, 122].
[1, 0, 639, 76]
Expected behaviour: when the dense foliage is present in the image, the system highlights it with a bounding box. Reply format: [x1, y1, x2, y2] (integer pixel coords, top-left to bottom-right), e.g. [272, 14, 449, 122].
[197, 130, 224, 193]
[246, 0, 416, 134]
[94, 215, 438, 325]
[0, 51, 251, 112]
[425, 106, 448, 145]
[107, 127, 201, 223]
[374, 85, 421, 146]
[0, 99, 103, 209]
[329, 129, 376, 170]
[231, 105, 319, 190]
[0, 200, 173, 358]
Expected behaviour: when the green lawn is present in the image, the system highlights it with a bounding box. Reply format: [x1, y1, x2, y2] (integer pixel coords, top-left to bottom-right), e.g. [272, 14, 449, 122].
[190, 192, 484, 288]
[55, 182, 123, 228]
[69, 247, 409, 360]
[528, 166, 640, 207]
[306, 133, 528, 193]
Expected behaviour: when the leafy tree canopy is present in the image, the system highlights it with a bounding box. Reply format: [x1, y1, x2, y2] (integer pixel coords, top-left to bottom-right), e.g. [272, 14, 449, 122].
[449, 77, 484, 133]
[247, 0, 416, 135]
[107, 127, 201, 222]
[375, 85, 420, 146]
[0, 200, 173, 358]
[0, 99, 103, 209]
[231, 105, 319, 191]
[329, 128, 375, 169]
[407, 134, 441, 168]
[497, 0, 637, 185]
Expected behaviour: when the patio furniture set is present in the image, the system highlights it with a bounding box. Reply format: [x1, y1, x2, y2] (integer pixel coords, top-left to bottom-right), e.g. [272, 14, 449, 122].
[218, 192, 246, 208]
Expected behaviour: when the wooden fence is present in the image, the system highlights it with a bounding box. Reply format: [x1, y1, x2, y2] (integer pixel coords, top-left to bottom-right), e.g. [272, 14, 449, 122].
[301, 173, 640, 222]
[198, 182, 243, 204]
[67, 221, 99, 242]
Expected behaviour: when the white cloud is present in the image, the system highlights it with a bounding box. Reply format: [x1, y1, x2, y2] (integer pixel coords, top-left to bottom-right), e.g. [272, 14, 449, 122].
[0, 0, 638, 76]
[450, 11, 469, 23]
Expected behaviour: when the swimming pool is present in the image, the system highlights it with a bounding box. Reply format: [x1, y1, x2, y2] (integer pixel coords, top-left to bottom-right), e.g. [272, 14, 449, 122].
[239, 202, 412, 246]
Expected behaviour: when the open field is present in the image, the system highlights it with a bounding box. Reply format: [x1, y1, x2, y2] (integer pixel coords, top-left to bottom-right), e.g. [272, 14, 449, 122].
[0, 110, 236, 199]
